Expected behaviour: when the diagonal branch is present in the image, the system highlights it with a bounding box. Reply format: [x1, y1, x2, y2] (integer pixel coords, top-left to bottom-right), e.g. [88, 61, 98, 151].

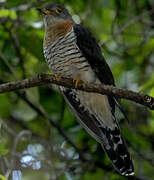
[0, 74, 153, 110]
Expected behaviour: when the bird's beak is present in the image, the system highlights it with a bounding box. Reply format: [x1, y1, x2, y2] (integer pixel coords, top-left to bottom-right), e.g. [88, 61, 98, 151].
[36, 8, 43, 12]
[36, 8, 53, 15]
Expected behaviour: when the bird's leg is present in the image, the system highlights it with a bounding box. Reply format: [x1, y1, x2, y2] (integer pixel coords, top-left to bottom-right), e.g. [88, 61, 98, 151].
[55, 73, 63, 80]
[73, 78, 83, 88]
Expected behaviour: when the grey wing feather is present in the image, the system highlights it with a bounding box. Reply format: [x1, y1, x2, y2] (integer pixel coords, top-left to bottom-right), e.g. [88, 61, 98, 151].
[74, 24, 128, 120]
[60, 87, 106, 143]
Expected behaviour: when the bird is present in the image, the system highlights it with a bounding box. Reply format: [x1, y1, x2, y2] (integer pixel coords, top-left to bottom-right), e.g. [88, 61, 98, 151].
[37, 4, 134, 176]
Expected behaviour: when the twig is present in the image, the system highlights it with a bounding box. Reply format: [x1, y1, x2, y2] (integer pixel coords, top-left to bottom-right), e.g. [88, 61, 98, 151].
[101, 10, 154, 46]
[11, 2, 34, 11]
[4, 26, 26, 78]
[16, 91, 84, 160]
[0, 74, 153, 110]
[0, 51, 17, 78]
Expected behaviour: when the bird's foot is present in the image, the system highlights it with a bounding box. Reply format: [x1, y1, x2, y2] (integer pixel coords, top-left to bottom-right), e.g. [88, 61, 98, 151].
[73, 78, 83, 88]
[55, 73, 62, 80]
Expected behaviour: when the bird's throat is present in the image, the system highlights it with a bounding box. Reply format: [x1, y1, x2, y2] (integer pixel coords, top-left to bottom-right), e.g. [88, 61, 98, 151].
[43, 19, 74, 47]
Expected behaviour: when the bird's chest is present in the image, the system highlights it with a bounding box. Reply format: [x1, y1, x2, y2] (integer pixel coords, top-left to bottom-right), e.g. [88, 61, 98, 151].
[43, 30, 97, 83]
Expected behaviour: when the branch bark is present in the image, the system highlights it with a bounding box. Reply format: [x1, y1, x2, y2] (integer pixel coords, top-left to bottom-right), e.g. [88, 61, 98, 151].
[0, 74, 153, 110]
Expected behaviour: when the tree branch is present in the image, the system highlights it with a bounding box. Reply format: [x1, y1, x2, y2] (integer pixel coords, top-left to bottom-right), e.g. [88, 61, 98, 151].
[0, 74, 153, 110]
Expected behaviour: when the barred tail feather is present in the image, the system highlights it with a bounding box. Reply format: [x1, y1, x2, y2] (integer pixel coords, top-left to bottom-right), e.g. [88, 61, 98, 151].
[100, 126, 134, 176]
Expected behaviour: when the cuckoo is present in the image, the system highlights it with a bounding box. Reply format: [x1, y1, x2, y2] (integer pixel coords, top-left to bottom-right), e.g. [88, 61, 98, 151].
[37, 4, 134, 176]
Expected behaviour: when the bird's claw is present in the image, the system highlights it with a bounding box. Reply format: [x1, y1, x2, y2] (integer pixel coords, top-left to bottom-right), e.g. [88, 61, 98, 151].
[73, 78, 83, 88]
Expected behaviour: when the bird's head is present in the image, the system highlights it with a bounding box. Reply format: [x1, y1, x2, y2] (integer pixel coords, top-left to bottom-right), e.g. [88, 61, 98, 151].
[37, 4, 73, 28]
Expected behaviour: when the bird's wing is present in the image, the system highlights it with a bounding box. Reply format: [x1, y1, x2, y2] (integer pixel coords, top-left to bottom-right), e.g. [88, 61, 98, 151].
[73, 24, 130, 119]
[60, 87, 105, 143]
[71, 24, 133, 175]
[73, 24, 116, 113]
[60, 87, 134, 176]
[73, 25, 115, 85]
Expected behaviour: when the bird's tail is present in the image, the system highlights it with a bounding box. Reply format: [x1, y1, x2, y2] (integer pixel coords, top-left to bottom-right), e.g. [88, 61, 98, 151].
[100, 126, 134, 176]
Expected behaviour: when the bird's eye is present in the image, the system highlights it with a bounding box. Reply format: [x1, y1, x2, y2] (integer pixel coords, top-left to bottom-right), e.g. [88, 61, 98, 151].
[56, 8, 63, 14]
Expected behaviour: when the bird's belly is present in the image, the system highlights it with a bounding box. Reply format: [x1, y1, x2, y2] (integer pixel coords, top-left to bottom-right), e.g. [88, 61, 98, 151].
[55, 59, 97, 84]
[44, 45, 114, 128]
[44, 48, 98, 83]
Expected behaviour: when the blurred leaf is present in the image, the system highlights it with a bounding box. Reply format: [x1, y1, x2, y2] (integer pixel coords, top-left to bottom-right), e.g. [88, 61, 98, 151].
[0, 94, 12, 117]
[139, 73, 154, 91]
[0, 9, 17, 18]
[12, 98, 37, 121]
[0, 175, 7, 180]
[0, 140, 8, 157]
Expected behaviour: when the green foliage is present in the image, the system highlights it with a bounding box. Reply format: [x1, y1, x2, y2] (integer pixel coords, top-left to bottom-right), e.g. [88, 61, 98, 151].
[0, 175, 7, 180]
[0, 94, 12, 117]
[0, 140, 8, 157]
